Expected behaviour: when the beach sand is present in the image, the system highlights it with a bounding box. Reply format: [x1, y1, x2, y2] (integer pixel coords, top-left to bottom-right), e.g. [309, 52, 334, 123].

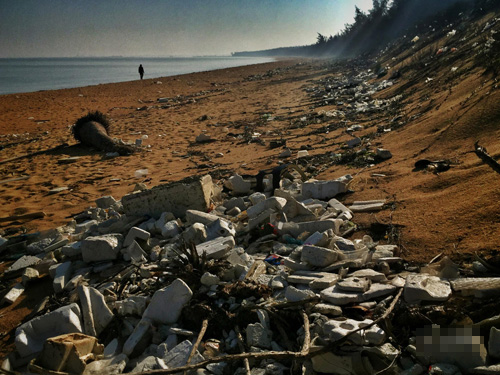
[1, 57, 499, 264]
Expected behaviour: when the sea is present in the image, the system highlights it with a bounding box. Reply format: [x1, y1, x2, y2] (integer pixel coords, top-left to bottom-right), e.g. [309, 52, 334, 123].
[0, 56, 276, 95]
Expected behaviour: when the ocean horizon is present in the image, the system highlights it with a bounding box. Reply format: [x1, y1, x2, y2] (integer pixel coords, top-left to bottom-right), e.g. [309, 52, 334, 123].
[0, 56, 276, 95]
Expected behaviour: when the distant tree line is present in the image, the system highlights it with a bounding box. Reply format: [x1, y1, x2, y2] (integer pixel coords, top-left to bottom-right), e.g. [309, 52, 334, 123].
[232, 0, 500, 58]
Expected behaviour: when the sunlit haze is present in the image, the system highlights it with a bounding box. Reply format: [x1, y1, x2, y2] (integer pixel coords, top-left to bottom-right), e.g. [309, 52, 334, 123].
[0, 0, 374, 58]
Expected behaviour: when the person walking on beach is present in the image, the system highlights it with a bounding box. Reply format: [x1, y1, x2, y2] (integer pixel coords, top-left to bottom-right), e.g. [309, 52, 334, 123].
[138, 64, 144, 80]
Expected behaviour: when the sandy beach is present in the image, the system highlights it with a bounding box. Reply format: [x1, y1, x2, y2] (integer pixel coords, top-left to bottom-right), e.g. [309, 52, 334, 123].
[1, 56, 499, 265]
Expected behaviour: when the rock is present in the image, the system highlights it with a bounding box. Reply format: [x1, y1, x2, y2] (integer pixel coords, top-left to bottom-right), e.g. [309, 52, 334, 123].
[278, 148, 291, 158]
[75, 219, 98, 234]
[404, 274, 452, 304]
[196, 236, 235, 259]
[122, 318, 153, 357]
[349, 269, 387, 282]
[6, 255, 42, 275]
[333, 236, 356, 251]
[336, 277, 371, 293]
[53, 261, 72, 294]
[247, 197, 287, 219]
[488, 327, 500, 358]
[122, 241, 147, 264]
[195, 133, 212, 143]
[246, 323, 272, 349]
[161, 219, 181, 238]
[186, 209, 221, 226]
[122, 175, 214, 219]
[323, 318, 386, 345]
[15, 303, 82, 357]
[284, 285, 316, 302]
[346, 137, 362, 148]
[1, 283, 24, 305]
[206, 219, 236, 240]
[302, 180, 347, 200]
[124, 226, 151, 247]
[224, 197, 246, 211]
[376, 148, 392, 160]
[84, 353, 128, 375]
[428, 363, 462, 375]
[312, 303, 343, 316]
[225, 174, 251, 194]
[78, 285, 114, 337]
[131, 356, 167, 372]
[162, 339, 204, 368]
[201, 272, 220, 286]
[182, 222, 208, 245]
[81, 234, 123, 263]
[280, 220, 341, 237]
[116, 296, 149, 316]
[62, 242, 82, 257]
[301, 245, 339, 267]
[21, 267, 39, 286]
[320, 284, 361, 305]
[471, 364, 500, 374]
[143, 279, 193, 324]
[349, 200, 386, 212]
[95, 195, 117, 209]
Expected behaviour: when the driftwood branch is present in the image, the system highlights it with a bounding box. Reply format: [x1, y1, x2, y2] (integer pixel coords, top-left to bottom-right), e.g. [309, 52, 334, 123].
[474, 142, 500, 174]
[235, 325, 251, 375]
[183, 319, 208, 375]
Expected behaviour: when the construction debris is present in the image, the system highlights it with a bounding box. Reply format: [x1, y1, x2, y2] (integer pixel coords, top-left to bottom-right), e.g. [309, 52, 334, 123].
[1, 171, 500, 375]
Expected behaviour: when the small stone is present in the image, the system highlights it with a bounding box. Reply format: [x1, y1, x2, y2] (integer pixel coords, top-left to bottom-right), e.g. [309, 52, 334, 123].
[246, 323, 272, 349]
[201, 272, 220, 286]
[1, 283, 24, 305]
[21, 267, 39, 286]
[488, 327, 500, 358]
[81, 234, 123, 263]
[312, 303, 343, 316]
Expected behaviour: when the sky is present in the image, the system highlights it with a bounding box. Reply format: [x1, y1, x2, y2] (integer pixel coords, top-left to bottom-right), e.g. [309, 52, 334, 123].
[0, 0, 375, 58]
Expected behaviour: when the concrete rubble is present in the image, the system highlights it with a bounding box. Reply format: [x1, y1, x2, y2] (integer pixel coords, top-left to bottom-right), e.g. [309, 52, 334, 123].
[1, 172, 500, 375]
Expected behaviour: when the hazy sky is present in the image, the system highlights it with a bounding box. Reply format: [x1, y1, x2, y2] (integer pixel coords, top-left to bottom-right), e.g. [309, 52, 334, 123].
[0, 0, 374, 58]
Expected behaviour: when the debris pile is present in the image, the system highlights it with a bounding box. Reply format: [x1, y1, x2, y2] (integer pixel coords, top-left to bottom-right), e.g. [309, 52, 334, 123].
[1, 172, 500, 375]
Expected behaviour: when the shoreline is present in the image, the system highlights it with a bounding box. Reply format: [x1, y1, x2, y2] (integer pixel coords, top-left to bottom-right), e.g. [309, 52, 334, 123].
[0, 56, 280, 96]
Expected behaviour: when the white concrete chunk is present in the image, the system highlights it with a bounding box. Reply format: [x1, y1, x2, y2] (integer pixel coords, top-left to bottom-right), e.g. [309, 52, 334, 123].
[301, 245, 339, 267]
[201, 272, 220, 286]
[284, 285, 316, 302]
[161, 220, 181, 238]
[225, 174, 251, 194]
[81, 234, 123, 263]
[206, 218, 236, 240]
[337, 277, 371, 293]
[196, 236, 235, 259]
[15, 303, 82, 357]
[124, 226, 150, 247]
[21, 267, 39, 286]
[122, 175, 214, 219]
[186, 209, 221, 226]
[1, 283, 24, 305]
[61, 241, 82, 257]
[349, 200, 386, 212]
[115, 296, 149, 316]
[53, 261, 72, 294]
[247, 197, 287, 219]
[324, 318, 386, 345]
[122, 318, 153, 357]
[143, 279, 193, 324]
[78, 285, 114, 337]
[404, 274, 452, 304]
[302, 180, 347, 200]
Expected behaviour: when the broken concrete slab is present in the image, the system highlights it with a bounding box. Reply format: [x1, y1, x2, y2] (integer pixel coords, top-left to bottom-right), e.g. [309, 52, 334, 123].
[122, 175, 214, 219]
[162, 339, 205, 368]
[53, 261, 72, 294]
[122, 318, 153, 357]
[123, 226, 150, 247]
[404, 274, 452, 304]
[143, 278, 193, 324]
[15, 303, 83, 357]
[78, 285, 114, 337]
[336, 277, 371, 293]
[349, 200, 386, 212]
[302, 180, 347, 200]
[301, 245, 340, 267]
[196, 235, 235, 259]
